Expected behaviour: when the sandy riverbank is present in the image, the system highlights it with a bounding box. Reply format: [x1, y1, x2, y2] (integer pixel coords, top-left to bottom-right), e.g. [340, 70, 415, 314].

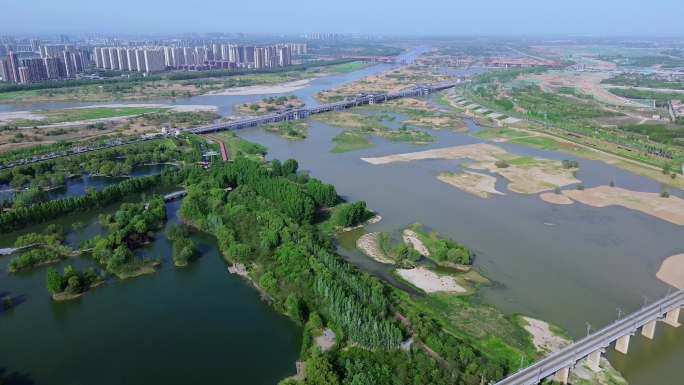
[563, 186, 684, 225]
[356, 232, 394, 264]
[438, 171, 504, 198]
[657, 254, 684, 289]
[521, 316, 569, 354]
[521, 316, 627, 384]
[402, 229, 430, 256]
[396, 267, 466, 293]
[207, 79, 311, 96]
[539, 192, 574, 205]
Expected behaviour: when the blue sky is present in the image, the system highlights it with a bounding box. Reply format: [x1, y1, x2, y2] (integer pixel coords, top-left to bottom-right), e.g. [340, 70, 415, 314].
[2, 0, 683, 36]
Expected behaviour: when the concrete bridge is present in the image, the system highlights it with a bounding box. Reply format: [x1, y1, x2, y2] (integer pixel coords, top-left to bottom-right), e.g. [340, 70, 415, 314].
[494, 290, 684, 385]
[188, 82, 456, 135]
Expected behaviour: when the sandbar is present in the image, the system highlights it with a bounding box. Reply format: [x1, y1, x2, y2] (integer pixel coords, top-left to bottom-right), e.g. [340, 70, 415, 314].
[207, 79, 311, 96]
[356, 232, 394, 264]
[539, 192, 574, 205]
[563, 186, 684, 225]
[362, 143, 506, 165]
[402, 229, 430, 256]
[472, 160, 579, 194]
[438, 171, 504, 198]
[396, 267, 466, 293]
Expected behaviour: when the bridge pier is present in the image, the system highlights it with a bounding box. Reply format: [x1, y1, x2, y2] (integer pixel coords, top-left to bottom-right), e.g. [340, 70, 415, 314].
[615, 334, 631, 354]
[664, 308, 681, 328]
[553, 367, 570, 384]
[642, 319, 657, 339]
[587, 349, 602, 372]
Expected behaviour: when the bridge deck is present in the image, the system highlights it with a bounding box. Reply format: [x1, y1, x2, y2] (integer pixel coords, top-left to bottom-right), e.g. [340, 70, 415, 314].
[495, 290, 684, 385]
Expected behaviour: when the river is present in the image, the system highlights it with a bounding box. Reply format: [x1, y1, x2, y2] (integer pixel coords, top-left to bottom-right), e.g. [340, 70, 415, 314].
[1, 49, 682, 384]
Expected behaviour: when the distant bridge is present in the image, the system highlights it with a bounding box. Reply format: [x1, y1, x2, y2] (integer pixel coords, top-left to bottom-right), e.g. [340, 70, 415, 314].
[188, 82, 456, 134]
[494, 290, 683, 385]
[0, 82, 456, 170]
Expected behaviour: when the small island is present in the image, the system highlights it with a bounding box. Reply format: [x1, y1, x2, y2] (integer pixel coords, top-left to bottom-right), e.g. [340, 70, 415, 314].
[236, 95, 304, 115]
[47, 265, 104, 301]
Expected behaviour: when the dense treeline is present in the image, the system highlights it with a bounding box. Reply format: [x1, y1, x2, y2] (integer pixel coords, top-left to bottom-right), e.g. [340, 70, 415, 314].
[178, 156, 508, 384]
[46, 265, 103, 298]
[0, 138, 197, 190]
[7, 225, 73, 272]
[332, 201, 371, 227]
[0, 171, 178, 232]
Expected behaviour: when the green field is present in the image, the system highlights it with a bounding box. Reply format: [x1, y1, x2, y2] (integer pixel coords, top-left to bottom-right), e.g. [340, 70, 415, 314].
[213, 131, 267, 161]
[44, 107, 168, 123]
[326, 61, 370, 74]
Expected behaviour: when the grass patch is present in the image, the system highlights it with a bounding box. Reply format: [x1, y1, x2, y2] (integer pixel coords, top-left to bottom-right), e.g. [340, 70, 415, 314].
[213, 131, 267, 161]
[381, 128, 434, 143]
[263, 120, 308, 140]
[331, 131, 373, 153]
[414, 293, 539, 365]
[326, 61, 370, 74]
[509, 136, 562, 151]
[475, 128, 530, 141]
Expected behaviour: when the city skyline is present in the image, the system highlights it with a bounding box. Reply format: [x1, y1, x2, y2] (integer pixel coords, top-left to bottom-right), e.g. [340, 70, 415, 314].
[3, 0, 684, 36]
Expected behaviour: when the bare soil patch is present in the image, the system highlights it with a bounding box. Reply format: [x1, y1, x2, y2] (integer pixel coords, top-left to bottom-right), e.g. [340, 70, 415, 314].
[438, 171, 504, 198]
[539, 192, 574, 205]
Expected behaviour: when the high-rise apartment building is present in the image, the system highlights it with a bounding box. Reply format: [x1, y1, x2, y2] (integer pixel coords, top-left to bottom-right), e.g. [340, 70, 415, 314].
[44, 56, 66, 79]
[171, 47, 184, 67]
[101, 47, 111, 69]
[93, 47, 103, 68]
[277, 45, 291, 67]
[117, 48, 128, 71]
[134, 49, 145, 72]
[6, 51, 21, 83]
[108, 47, 119, 70]
[0, 59, 10, 82]
[20, 57, 48, 83]
[254, 47, 266, 69]
[143, 49, 165, 72]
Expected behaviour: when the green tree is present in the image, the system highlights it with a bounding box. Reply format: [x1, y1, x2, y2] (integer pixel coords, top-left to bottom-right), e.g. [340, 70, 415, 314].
[305, 354, 340, 385]
[46, 267, 63, 294]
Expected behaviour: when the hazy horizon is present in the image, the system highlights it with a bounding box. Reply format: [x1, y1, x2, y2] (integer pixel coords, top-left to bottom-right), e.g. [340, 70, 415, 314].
[3, 0, 684, 37]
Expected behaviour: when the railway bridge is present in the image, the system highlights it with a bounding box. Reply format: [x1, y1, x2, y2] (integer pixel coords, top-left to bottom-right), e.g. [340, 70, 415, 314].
[494, 290, 683, 385]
